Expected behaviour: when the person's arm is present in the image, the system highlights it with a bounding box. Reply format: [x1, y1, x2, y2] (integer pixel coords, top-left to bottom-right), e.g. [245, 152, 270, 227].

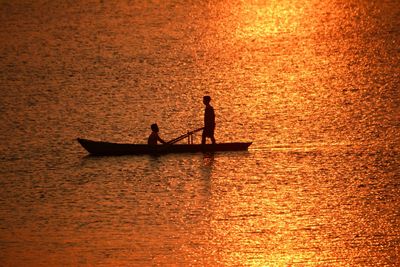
[157, 134, 167, 144]
[211, 108, 215, 125]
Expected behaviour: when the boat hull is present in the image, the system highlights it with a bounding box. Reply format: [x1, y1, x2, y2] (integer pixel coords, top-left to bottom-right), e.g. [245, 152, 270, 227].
[77, 138, 252, 156]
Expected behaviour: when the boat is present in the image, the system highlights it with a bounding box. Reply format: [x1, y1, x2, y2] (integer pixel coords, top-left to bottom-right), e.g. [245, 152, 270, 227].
[77, 138, 252, 156]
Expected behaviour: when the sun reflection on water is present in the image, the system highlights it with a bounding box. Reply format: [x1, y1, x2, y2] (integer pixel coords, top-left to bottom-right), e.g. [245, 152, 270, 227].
[234, 0, 308, 39]
[0, 0, 399, 266]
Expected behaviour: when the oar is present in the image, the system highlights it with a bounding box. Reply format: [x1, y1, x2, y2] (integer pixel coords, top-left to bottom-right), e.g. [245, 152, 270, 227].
[166, 127, 204, 145]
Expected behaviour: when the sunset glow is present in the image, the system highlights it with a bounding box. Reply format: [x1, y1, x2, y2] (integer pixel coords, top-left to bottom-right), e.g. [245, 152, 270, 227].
[0, 0, 399, 266]
[234, 1, 307, 39]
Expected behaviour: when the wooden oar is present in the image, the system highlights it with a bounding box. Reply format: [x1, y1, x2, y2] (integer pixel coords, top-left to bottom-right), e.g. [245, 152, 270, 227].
[167, 127, 204, 145]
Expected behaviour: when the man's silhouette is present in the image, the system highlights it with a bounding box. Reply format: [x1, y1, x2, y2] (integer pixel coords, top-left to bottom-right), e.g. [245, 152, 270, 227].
[201, 96, 216, 144]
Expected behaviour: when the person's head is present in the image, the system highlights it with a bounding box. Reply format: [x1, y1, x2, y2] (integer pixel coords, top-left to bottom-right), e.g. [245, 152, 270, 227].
[203, 95, 211, 105]
[151, 123, 159, 132]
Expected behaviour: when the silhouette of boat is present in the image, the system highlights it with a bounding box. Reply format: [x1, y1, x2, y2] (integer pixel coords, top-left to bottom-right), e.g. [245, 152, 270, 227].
[77, 138, 252, 156]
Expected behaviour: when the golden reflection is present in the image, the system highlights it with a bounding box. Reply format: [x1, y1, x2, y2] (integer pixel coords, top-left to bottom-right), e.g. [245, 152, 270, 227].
[234, 0, 307, 39]
[1, 0, 398, 266]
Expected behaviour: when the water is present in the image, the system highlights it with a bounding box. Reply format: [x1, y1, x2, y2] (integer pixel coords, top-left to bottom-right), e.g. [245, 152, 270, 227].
[0, 0, 399, 266]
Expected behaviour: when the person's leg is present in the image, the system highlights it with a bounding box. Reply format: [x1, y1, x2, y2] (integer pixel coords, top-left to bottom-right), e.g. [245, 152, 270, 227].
[210, 128, 216, 144]
[201, 132, 206, 145]
[211, 135, 216, 144]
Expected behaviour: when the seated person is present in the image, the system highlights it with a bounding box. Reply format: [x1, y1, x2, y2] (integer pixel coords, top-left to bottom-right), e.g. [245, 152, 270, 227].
[148, 123, 167, 145]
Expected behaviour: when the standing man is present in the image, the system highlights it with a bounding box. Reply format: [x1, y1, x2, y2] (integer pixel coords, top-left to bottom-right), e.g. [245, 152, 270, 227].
[202, 95, 216, 144]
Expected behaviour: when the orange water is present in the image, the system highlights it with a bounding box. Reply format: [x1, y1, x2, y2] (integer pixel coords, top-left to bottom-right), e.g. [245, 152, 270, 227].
[0, 0, 399, 266]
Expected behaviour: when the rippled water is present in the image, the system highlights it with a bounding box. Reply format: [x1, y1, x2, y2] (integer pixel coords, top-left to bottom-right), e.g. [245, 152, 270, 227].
[1, 0, 399, 266]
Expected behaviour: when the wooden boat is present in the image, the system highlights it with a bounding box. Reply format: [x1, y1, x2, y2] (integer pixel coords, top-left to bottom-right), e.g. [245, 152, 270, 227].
[77, 138, 252, 156]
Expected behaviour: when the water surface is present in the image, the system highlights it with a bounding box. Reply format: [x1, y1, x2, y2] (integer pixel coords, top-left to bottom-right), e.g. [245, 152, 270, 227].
[0, 0, 399, 266]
